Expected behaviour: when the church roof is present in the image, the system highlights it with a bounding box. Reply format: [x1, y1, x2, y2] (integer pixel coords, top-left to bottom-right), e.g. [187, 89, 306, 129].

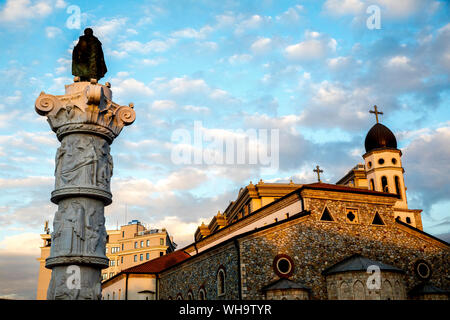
[261, 278, 310, 291]
[409, 283, 449, 296]
[122, 250, 191, 274]
[364, 123, 398, 153]
[302, 182, 398, 197]
[322, 254, 404, 276]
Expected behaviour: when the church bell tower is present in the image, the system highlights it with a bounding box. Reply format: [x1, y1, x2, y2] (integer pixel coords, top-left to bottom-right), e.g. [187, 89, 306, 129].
[363, 106, 408, 209]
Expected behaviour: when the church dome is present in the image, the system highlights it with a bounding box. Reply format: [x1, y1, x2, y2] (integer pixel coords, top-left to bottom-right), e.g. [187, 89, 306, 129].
[364, 123, 397, 153]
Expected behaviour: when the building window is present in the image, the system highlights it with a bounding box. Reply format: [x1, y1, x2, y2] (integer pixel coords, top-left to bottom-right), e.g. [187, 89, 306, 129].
[285, 213, 289, 219]
[105, 247, 108, 254]
[110, 260, 115, 266]
[187, 291, 193, 300]
[146, 253, 150, 260]
[392, 158, 397, 165]
[345, 208, 359, 224]
[122, 231, 125, 238]
[109, 272, 114, 278]
[273, 254, 295, 278]
[118, 289, 121, 300]
[198, 288, 206, 300]
[371, 212, 385, 225]
[107, 294, 110, 300]
[112, 292, 115, 300]
[134, 242, 137, 248]
[121, 256, 123, 264]
[320, 207, 334, 222]
[370, 179, 375, 191]
[378, 158, 385, 165]
[394, 176, 402, 199]
[140, 240, 144, 248]
[134, 255, 137, 262]
[140, 254, 143, 261]
[146, 240, 150, 247]
[381, 176, 389, 192]
[102, 273, 107, 280]
[160, 251, 164, 257]
[121, 243, 124, 251]
[176, 294, 183, 300]
[217, 268, 226, 296]
[368, 161, 372, 168]
[160, 238, 164, 246]
[406, 217, 411, 224]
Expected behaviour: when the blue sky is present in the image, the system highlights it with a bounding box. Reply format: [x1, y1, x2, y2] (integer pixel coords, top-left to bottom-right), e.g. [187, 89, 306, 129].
[0, 0, 449, 299]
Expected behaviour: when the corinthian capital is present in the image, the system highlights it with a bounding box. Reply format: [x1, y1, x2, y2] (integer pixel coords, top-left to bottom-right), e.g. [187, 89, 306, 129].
[35, 81, 136, 143]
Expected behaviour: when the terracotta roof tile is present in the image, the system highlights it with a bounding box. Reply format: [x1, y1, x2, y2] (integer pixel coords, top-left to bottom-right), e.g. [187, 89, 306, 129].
[123, 250, 190, 274]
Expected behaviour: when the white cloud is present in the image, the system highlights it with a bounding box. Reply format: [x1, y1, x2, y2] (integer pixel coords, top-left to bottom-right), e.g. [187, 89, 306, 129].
[55, 0, 66, 8]
[119, 38, 177, 54]
[142, 57, 167, 66]
[276, 5, 304, 23]
[250, 37, 272, 54]
[152, 216, 207, 247]
[323, 0, 364, 16]
[235, 14, 272, 34]
[0, 232, 42, 255]
[228, 53, 253, 65]
[92, 17, 128, 43]
[285, 39, 326, 60]
[285, 31, 337, 61]
[183, 105, 210, 113]
[171, 25, 214, 39]
[152, 100, 177, 110]
[0, 0, 52, 23]
[111, 77, 154, 100]
[45, 26, 62, 38]
[0, 176, 52, 189]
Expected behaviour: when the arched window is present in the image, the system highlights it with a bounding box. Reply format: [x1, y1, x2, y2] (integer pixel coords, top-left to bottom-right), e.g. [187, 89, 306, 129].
[381, 176, 389, 192]
[198, 288, 206, 300]
[118, 289, 121, 300]
[217, 268, 226, 296]
[176, 293, 183, 300]
[187, 290, 193, 300]
[370, 179, 375, 191]
[112, 291, 115, 300]
[107, 293, 110, 300]
[394, 176, 402, 199]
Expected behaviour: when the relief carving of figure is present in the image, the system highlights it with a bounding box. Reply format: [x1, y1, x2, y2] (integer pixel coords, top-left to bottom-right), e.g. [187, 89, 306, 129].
[59, 136, 99, 187]
[96, 141, 113, 189]
[85, 207, 101, 254]
[66, 202, 86, 255]
[51, 203, 68, 253]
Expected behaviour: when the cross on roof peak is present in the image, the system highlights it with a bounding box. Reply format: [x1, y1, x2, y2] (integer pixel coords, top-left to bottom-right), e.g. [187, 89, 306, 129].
[313, 165, 323, 183]
[369, 105, 384, 124]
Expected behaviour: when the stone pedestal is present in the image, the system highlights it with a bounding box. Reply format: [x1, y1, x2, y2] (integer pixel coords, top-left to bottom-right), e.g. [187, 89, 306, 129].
[35, 80, 135, 300]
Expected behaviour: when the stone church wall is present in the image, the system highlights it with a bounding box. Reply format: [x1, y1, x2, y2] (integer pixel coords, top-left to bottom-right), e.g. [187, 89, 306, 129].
[238, 196, 450, 300]
[158, 241, 240, 300]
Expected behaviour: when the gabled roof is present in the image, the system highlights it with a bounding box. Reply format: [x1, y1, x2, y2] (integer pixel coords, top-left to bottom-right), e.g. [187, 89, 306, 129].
[409, 283, 449, 296]
[322, 254, 404, 276]
[301, 182, 398, 198]
[123, 250, 190, 274]
[261, 278, 310, 292]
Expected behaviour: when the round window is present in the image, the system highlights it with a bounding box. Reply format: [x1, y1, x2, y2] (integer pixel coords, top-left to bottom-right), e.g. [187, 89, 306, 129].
[415, 260, 432, 280]
[378, 158, 385, 165]
[392, 158, 397, 165]
[273, 254, 294, 278]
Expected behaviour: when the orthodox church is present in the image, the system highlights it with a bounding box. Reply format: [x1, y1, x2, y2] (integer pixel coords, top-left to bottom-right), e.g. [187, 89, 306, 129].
[101, 107, 449, 300]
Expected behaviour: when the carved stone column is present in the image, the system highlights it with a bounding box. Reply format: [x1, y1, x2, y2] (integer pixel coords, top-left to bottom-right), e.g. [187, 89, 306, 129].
[35, 80, 135, 300]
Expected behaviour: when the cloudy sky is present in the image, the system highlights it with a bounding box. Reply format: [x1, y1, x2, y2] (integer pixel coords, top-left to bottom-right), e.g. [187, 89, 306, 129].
[0, 0, 449, 299]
